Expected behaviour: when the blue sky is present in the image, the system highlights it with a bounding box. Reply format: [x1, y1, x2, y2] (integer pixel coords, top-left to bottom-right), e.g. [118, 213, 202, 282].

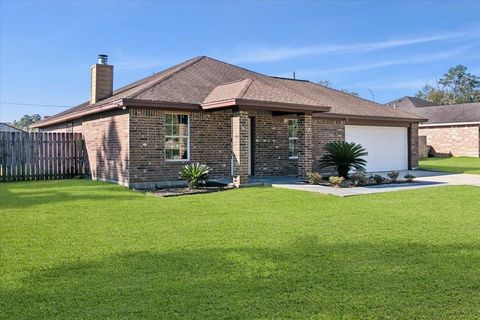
[1, 0, 479, 122]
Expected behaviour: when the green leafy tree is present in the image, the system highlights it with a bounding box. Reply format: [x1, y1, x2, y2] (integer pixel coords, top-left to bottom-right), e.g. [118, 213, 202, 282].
[415, 65, 480, 104]
[318, 80, 359, 96]
[11, 114, 43, 132]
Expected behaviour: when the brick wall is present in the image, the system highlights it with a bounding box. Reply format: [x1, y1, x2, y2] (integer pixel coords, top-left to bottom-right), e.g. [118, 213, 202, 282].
[419, 124, 480, 157]
[408, 123, 419, 169]
[129, 108, 232, 185]
[247, 108, 297, 177]
[298, 114, 313, 179]
[128, 107, 301, 187]
[39, 119, 83, 134]
[39, 111, 129, 184]
[312, 118, 346, 173]
[81, 110, 130, 185]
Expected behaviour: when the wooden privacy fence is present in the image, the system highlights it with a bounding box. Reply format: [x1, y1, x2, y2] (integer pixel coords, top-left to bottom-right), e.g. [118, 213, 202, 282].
[0, 132, 85, 182]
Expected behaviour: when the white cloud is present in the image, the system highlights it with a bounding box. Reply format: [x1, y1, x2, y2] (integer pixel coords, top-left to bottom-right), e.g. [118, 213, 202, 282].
[348, 78, 436, 90]
[227, 29, 480, 64]
[294, 46, 476, 78]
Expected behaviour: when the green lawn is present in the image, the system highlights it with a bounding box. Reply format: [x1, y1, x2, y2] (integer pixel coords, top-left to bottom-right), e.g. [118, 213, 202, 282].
[420, 156, 480, 174]
[1, 181, 480, 319]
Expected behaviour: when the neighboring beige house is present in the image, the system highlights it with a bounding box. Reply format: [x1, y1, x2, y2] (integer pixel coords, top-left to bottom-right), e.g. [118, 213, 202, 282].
[0, 123, 24, 133]
[386, 97, 480, 157]
[32, 55, 424, 188]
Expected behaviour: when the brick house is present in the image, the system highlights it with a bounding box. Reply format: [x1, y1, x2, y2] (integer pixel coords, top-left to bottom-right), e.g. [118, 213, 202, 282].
[32, 55, 424, 188]
[386, 97, 480, 157]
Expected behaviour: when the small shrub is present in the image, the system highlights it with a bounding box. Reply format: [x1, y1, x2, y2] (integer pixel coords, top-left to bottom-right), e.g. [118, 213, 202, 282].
[404, 173, 416, 183]
[387, 170, 400, 183]
[351, 171, 367, 186]
[179, 163, 211, 188]
[307, 172, 323, 184]
[329, 176, 345, 187]
[371, 174, 385, 184]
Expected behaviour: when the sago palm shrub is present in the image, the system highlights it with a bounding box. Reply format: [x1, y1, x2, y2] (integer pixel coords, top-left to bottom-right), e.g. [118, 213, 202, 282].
[319, 141, 368, 179]
[179, 163, 211, 188]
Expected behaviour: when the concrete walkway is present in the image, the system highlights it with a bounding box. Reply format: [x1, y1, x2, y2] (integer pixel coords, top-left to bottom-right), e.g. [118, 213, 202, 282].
[251, 171, 480, 197]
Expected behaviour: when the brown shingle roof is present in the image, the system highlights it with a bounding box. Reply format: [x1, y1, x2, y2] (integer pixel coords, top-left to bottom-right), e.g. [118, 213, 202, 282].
[202, 78, 327, 110]
[33, 56, 424, 127]
[385, 96, 480, 124]
[406, 102, 480, 124]
[385, 96, 437, 109]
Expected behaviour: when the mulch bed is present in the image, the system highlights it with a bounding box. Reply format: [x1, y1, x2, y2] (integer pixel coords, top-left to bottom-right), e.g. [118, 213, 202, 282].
[150, 181, 234, 197]
[310, 179, 416, 188]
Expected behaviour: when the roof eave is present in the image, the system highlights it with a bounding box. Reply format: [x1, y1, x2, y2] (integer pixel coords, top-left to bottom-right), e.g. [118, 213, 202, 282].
[313, 112, 427, 123]
[201, 98, 331, 113]
[420, 121, 480, 127]
[32, 98, 203, 128]
[122, 98, 200, 110]
[31, 100, 124, 128]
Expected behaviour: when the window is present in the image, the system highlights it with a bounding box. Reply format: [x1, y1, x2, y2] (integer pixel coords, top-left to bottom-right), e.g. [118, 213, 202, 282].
[165, 114, 189, 161]
[288, 119, 299, 159]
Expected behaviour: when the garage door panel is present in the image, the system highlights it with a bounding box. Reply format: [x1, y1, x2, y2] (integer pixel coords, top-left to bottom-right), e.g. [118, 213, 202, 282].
[345, 125, 408, 172]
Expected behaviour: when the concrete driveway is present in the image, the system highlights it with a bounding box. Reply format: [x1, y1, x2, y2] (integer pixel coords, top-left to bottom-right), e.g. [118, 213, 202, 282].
[265, 171, 480, 197]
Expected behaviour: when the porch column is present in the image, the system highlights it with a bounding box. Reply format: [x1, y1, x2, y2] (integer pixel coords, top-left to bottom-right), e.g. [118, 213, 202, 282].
[298, 113, 313, 180]
[408, 123, 419, 169]
[232, 110, 249, 186]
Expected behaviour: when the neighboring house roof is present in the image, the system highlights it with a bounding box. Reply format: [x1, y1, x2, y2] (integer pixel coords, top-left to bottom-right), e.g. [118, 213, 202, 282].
[0, 123, 25, 132]
[385, 96, 480, 125]
[33, 56, 424, 128]
[385, 96, 437, 109]
[408, 102, 480, 125]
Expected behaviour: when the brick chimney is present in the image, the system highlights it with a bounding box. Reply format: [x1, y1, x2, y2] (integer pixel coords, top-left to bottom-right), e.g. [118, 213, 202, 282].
[90, 54, 113, 104]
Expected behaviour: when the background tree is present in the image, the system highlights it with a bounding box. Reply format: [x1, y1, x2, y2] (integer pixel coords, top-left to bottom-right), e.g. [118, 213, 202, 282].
[318, 80, 359, 96]
[11, 114, 43, 132]
[415, 65, 480, 104]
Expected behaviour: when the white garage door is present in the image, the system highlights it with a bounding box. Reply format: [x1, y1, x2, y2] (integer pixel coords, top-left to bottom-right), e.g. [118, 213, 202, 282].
[345, 125, 408, 172]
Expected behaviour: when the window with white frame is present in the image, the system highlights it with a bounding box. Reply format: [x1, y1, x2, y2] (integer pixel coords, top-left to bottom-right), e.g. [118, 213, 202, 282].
[165, 114, 189, 161]
[288, 119, 299, 159]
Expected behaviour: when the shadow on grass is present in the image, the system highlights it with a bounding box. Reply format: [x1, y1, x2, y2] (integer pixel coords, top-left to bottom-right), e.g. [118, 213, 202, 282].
[3, 236, 480, 319]
[0, 181, 140, 209]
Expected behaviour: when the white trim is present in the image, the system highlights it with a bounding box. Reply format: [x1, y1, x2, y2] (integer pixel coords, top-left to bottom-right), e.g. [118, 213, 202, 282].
[248, 118, 252, 176]
[288, 119, 299, 159]
[231, 118, 234, 176]
[165, 113, 190, 162]
[230, 117, 253, 176]
[419, 121, 480, 127]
